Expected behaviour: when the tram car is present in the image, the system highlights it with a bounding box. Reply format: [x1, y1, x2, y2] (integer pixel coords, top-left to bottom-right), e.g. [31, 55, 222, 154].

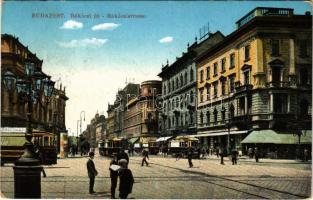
[99, 138, 127, 157]
[168, 136, 200, 158]
[1, 130, 57, 166]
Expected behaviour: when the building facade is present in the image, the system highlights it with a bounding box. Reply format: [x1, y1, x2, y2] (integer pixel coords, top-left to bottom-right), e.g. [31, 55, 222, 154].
[196, 7, 312, 156]
[158, 32, 225, 136]
[123, 80, 161, 146]
[1, 34, 69, 152]
[106, 83, 140, 140]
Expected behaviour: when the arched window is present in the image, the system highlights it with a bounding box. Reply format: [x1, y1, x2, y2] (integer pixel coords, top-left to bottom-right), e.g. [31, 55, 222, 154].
[176, 77, 179, 89]
[180, 74, 183, 87]
[190, 68, 194, 81]
[185, 72, 188, 85]
[221, 107, 226, 123]
[229, 104, 235, 120]
[172, 99, 175, 109]
[163, 85, 166, 95]
[200, 112, 204, 124]
[300, 99, 309, 119]
[176, 97, 179, 108]
[213, 108, 218, 124]
[168, 82, 171, 93]
[190, 91, 194, 103]
[300, 68, 309, 85]
[206, 110, 210, 125]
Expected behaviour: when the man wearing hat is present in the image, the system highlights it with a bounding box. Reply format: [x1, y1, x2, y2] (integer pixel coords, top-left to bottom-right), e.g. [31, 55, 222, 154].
[87, 152, 98, 194]
[118, 159, 134, 199]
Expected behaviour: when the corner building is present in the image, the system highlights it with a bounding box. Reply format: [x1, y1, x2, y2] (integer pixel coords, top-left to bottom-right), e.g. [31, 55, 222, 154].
[158, 32, 225, 137]
[196, 7, 312, 158]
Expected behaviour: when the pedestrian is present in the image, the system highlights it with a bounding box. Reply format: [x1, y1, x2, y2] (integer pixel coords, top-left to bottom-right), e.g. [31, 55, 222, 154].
[216, 147, 220, 158]
[109, 154, 119, 199]
[254, 147, 259, 162]
[118, 159, 134, 199]
[231, 149, 238, 165]
[248, 147, 253, 158]
[87, 152, 98, 194]
[201, 147, 206, 159]
[304, 149, 309, 162]
[220, 146, 225, 165]
[141, 149, 149, 166]
[118, 149, 130, 164]
[187, 147, 194, 168]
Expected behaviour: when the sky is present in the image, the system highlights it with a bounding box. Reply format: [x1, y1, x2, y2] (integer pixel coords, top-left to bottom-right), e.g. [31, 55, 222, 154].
[2, 1, 311, 136]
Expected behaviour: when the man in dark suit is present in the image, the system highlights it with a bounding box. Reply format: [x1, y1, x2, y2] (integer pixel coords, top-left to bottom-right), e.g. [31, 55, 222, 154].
[87, 152, 98, 194]
[187, 147, 194, 168]
[118, 159, 134, 199]
[110, 154, 119, 199]
[118, 149, 129, 164]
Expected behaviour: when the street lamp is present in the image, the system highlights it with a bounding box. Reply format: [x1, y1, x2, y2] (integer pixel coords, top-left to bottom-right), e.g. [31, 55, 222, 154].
[3, 62, 55, 198]
[80, 110, 86, 136]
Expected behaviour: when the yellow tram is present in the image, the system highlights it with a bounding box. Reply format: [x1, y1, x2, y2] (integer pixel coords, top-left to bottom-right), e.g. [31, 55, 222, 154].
[1, 130, 57, 165]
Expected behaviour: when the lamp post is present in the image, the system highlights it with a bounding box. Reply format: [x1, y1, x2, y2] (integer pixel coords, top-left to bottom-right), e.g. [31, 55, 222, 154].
[3, 62, 55, 198]
[77, 119, 81, 152]
[80, 111, 86, 136]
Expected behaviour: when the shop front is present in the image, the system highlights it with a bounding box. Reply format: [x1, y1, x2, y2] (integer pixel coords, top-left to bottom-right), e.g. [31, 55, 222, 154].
[241, 130, 312, 159]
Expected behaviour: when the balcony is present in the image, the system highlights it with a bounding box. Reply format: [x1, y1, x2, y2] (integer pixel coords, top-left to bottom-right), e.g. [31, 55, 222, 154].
[266, 81, 290, 88]
[235, 84, 253, 93]
[236, 7, 294, 28]
[232, 115, 251, 123]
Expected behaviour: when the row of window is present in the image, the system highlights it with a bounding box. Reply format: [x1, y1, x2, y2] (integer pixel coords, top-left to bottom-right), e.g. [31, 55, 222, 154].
[163, 111, 195, 129]
[163, 68, 195, 95]
[199, 53, 236, 83]
[199, 105, 235, 125]
[163, 91, 194, 112]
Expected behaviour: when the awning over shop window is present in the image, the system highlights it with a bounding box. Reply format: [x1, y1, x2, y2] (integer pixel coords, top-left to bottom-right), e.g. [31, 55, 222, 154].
[241, 130, 312, 144]
[128, 137, 139, 144]
[196, 130, 248, 137]
[174, 136, 199, 141]
[156, 136, 172, 142]
[140, 137, 157, 144]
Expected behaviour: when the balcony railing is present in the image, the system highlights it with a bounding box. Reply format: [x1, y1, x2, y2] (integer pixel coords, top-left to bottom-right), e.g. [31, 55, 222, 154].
[232, 115, 252, 124]
[236, 7, 294, 28]
[235, 84, 253, 93]
[266, 81, 290, 88]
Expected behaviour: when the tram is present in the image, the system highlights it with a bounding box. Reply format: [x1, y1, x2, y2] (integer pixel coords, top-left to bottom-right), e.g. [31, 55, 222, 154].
[168, 136, 200, 158]
[1, 130, 57, 165]
[99, 138, 127, 157]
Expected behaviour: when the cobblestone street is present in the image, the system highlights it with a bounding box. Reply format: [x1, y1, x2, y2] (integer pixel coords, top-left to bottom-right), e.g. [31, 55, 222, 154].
[1, 154, 311, 199]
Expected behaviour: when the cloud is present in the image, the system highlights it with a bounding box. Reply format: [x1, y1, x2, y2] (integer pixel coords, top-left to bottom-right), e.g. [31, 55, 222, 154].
[159, 36, 173, 43]
[60, 20, 83, 29]
[91, 23, 120, 31]
[43, 66, 160, 136]
[57, 38, 108, 48]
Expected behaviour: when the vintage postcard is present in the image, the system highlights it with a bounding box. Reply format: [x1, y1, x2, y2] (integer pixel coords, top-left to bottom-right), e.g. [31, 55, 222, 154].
[0, 0, 312, 199]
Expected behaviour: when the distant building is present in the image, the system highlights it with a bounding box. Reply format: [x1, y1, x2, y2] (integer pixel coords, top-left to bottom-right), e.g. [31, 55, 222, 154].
[158, 31, 225, 137]
[123, 80, 161, 147]
[106, 83, 140, 140]
[82, 112, 106, 148]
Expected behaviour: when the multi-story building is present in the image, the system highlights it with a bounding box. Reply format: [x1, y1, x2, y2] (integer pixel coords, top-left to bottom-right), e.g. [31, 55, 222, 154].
[1, 34, 69, 152]
[158, 31, 224, 137]
[106, 83, 140, 140]
[106, 104, 115, 137]
[82, 112, 106, 148]
[196, 7, 311, 157]
[123, 80, 161, 147]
